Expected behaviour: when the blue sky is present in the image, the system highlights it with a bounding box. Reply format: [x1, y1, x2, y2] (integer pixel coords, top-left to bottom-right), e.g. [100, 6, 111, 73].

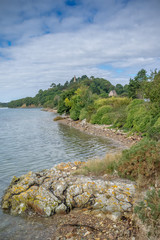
[0, 0, 160, 102]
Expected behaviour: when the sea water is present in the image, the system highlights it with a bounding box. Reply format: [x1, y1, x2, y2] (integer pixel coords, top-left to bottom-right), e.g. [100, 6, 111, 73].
[0, 108, 118, 239]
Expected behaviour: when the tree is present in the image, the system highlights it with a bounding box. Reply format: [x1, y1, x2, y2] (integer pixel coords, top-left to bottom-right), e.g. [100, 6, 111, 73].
[144, 71, 160, 103]
[57, 89, 75, 114]
[89, 78, 113, 96]
[115, 84, 123, 95]
[50, 83, 56, 88]
[65, 86, 96, 120]
[128, 69, 148, 99]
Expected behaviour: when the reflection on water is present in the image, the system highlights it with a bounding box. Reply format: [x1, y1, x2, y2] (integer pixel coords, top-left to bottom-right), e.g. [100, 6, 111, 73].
[0, 108, 120, 239]
[58, 123, 117, 161]
[0, 213, 61, 240]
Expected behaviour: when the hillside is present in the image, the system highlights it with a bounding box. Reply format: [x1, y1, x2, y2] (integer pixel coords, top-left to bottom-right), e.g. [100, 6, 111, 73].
[0, 102, 8, 107]
[7, 75, 127, 108]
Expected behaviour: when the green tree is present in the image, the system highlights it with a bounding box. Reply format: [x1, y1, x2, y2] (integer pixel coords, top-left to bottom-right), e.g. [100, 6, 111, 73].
[67, 86, 96, 120]
[50, 83, 56, 88]
[128, 69, 148, 99]
[115, 84, 123, 95]
[57, 89, 75, 114]
[145, 70, 160, 103]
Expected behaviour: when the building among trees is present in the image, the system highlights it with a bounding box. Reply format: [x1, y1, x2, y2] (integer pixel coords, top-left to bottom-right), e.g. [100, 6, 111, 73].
[109, 90, 117, 97]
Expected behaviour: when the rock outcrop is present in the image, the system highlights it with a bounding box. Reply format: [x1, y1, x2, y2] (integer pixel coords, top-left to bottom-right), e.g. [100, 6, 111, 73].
[1, 161, 136, 220]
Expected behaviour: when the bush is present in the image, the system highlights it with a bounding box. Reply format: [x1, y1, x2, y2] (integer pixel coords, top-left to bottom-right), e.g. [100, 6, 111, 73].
[70, 108, 80, 120]
[154, 117, 160, 127]
[101, 113, 113, 125]
[79, 108, 88, 120]
[127, 99, 144, 111]
[90, 113, 98, 124]
[134, 188, 160, 239]
[124, 100, 154, 133]
[43, 100, 54, 108]
[148, 126, 160, 141]
[113, 110, 127, 128]
[95, 97, 131, 109]
[117, 138, 160, 186]
[90, 105, 113, 124]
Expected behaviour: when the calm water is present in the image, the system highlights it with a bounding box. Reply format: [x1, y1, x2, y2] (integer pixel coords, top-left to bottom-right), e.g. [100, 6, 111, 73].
[0, 108, 119, 239]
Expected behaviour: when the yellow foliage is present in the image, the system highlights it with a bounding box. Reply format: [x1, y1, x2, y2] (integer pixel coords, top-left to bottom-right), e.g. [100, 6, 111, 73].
[64, 97, 72, 107]
[95, 97, 131, 109]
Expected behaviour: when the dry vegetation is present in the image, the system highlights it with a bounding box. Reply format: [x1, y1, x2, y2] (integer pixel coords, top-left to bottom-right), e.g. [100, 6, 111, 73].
[53, 116, 64, 121]
[73, 152, 121, 176]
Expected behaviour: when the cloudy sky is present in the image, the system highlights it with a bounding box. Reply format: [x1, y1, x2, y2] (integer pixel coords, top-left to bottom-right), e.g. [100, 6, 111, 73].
[0, 0, 160, 102]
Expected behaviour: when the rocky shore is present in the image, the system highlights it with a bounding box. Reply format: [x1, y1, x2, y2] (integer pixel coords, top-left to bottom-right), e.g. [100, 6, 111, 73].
[1, 161, 147, 239]
[2, 161, 136, 218]
[57, 117, 142, 148]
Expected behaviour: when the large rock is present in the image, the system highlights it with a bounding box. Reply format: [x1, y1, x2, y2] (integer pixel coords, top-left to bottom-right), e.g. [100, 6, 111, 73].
[1, 161, 136, 219]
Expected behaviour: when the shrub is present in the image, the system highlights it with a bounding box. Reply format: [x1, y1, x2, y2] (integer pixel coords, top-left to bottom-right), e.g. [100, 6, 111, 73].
[124, 100, 154, 133]
[43, 100, 54, 108]
[101, 113, 113, 125]
[98, 105, 113, 114]
[113, 109, 127, 128]
[95, 97, 131, 109]
[70, 108, 80, 120]
[154, 117, 160, 127]
[127, 99, 144, 111]
[148, 126, 160, 141]
[79, 108, 88, 120]
[134, 188, 160, 239]
[117, 138, 160, 186]
[90, 105, 113, 124]
[90, 113, 99, 124]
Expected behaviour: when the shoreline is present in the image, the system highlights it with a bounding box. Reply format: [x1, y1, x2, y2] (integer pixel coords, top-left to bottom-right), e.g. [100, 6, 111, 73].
[2, 161, 146, 239]
[42, 108, 58, 113]
[1, 109, 148, 239]
[57, 117, 142, 149]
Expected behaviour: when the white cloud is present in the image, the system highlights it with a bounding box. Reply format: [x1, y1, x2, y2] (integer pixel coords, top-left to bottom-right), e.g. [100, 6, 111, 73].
[0, 0, 160, 101]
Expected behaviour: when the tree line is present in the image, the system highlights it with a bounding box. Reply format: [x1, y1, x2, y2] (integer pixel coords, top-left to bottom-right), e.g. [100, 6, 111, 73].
[7, 68, 160, 109]
[5, 68, 160, 139]
[7, 74, 128, 108]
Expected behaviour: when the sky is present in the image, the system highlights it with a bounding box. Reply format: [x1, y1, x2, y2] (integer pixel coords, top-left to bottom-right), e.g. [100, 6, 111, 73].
[0, 0, 160, 102]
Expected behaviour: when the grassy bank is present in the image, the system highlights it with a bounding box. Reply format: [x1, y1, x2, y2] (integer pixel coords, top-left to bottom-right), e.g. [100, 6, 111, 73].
[74, 138, 160, 188]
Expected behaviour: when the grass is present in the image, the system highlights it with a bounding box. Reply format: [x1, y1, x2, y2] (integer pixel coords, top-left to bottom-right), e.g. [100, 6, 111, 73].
[74, 138, 160, 189]
[73, 152, 121, 176]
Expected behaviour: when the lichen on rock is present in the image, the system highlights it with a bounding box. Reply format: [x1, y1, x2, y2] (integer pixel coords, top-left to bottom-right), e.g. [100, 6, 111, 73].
[1, 161, 136, 220]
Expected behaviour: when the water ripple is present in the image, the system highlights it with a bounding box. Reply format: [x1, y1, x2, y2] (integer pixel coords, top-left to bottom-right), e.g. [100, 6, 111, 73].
[0, 108, 119, 239]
